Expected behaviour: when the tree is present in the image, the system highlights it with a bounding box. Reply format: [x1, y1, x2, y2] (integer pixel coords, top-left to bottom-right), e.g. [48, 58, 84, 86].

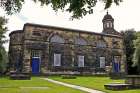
[0, 17, 8, 74]
[121, 29, 137, 74]
[0, 47, 8, 74]
[0, 16, 7, 43]
[0, 0, 122, 18]
[0, 16, 7, 48]
[133, 32, 140, 74]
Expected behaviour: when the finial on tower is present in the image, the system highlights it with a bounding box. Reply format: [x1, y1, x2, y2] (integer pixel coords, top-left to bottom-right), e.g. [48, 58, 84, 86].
[107, 10, 109, 15]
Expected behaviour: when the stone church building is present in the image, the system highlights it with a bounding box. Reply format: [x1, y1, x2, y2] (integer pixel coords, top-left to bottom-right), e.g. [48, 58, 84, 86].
[9, 13, 125, 75]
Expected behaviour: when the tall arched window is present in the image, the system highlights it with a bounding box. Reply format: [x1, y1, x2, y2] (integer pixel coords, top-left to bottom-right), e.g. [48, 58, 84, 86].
[50, 35, 64, 67]
[96, 40, 107, 48]
[50, 35, 64, 43]
[75, 37, 87, 45]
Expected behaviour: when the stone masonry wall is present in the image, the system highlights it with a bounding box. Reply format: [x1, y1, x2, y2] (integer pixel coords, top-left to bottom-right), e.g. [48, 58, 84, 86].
[20, 24, 125, 74]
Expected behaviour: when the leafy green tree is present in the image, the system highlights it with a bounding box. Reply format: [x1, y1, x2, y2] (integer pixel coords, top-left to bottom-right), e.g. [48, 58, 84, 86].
[0, 47, 8, 74]
[0, 17, 8, 74]
[133, 32, 140, 74]
[0, 0, 122, 18]
[121, 29, 137, 74]
[0, 16, 7, 45]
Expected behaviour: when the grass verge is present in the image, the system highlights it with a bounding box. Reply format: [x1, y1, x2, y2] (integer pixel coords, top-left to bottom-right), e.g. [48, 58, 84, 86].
[49, 76, 140, 93]
[0, 76, 86, 93]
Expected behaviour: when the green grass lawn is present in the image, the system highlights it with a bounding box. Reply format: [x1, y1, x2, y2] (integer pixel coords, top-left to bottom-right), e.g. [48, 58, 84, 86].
[49, 76, 140, 93]
[0, 77, 86, 93]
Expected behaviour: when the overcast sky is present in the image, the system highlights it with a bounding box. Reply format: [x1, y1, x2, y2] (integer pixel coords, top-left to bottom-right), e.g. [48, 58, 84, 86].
[0, 0, 140, 51]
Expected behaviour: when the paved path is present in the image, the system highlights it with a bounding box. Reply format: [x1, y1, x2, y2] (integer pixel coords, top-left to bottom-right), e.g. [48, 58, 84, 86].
[42, 78, 105, 93]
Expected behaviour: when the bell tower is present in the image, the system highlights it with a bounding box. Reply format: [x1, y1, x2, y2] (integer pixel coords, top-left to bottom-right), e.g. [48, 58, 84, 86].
[103, 11, 114, 30]
[102, 12, 120, 35]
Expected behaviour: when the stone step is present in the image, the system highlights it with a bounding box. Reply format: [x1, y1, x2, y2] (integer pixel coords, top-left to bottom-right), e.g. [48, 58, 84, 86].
[104, 83, 132, 90]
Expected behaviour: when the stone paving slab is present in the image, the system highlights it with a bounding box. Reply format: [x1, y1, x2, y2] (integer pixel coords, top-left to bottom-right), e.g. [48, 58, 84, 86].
[42, 78, 104, 93]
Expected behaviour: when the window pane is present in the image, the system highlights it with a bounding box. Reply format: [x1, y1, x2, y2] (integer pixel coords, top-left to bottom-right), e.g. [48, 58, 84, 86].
[54, 53, 61, 66]
[107, 23, 110, 28]
[32, 50, 40, 58]
[50, 35, 64, 43]
[100, 57, 105, 68]
[78, 56, 84, 67]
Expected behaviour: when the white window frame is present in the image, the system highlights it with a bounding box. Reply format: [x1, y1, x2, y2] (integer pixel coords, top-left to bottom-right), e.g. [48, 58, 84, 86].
[32, 50, 40, 58]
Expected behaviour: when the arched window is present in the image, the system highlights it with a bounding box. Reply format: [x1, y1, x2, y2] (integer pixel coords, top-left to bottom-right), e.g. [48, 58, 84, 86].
[75, 37, 87, 45]
[50, 35, 64, 43]
[97, 40, 107, 48]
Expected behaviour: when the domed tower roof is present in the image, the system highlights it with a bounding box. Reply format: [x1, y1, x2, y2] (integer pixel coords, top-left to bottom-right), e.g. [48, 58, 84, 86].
[102, 12, 121, 36]
[102, 11, 114, 22]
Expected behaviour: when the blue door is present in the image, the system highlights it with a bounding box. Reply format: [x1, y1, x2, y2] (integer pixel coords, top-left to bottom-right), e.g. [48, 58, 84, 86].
[113, 56, 120, 73]
[32, 57, 40, 74]
[114, 63, 120, 72]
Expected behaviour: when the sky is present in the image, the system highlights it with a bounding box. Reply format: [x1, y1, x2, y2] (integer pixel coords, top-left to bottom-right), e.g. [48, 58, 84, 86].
[0, 0, 140, 51]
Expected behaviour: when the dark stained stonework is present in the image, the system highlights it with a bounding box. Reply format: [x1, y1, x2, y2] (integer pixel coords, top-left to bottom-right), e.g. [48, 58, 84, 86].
[9, 13, 125, 75]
